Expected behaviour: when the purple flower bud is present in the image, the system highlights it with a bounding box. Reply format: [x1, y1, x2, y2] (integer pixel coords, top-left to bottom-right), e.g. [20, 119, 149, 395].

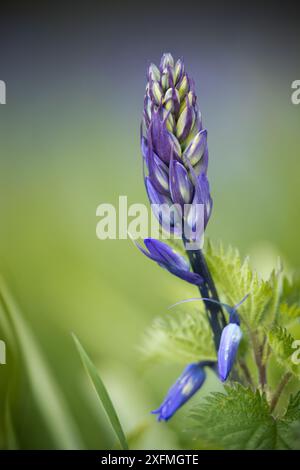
[134, 238, 203, 286]
[183, 129, 207, 166]
[140, 135, 148, 162]
[163, 108, 175, 133]
[196, 172, 213, 228]
[186, 169, 213, 235]
[148, 63, 161, 82]
[160, 53, 174, 71]
[149, 80, 163, 106]
[174, 58, 185, 84]
[177, 74, 190, 99]
[145, 177, 182, 234]
[218, 323, 242, 382]
[143, 94, 152, 127]
[163, 87, 180, 115]
[152, 363, 207, 421]
[161, 65, 175, 90]
[150, 110, 181, 164]
[176, 99, 195, 142]
[169, 159, 194, 207]
[168, 132, 182, 160]
[147, 148, 169, 195]
[193, 146, 209, 176]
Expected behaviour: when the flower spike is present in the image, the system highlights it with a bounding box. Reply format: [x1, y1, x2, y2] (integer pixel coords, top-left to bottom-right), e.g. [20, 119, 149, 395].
[141, 53, 212, 239]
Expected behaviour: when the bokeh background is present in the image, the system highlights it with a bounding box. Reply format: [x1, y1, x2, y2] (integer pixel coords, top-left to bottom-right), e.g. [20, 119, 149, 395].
[0, 0, 300, 449]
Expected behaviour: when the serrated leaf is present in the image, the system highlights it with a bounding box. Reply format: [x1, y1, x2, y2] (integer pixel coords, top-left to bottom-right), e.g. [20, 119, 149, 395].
[279, 302, 300, 320]
[141, 309, 216, 365]
[282, 391, 300, 422]
[205, 240, 277, 328]
[282, 275, 300, 305]
[276, 392, 300, 448]
[190, 384, 300, 449]
[72, 334, 128, 450]
[267, 326, 300, 378]
[279, 275, 300, 322]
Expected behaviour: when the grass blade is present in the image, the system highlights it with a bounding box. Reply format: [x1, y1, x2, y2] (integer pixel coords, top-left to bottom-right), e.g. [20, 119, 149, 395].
[72, 333, 128, 450]
[0, 278, 83, 449]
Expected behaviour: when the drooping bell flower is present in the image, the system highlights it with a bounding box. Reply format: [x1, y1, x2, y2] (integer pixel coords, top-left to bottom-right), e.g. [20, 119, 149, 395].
[134, 238, 203, 286]
[141, 53, 212, 241]
[152, 362, 214, 421]
[169, 295, 249, 381]
[218, 322, 242, 382]
[215, 295, 249, 381]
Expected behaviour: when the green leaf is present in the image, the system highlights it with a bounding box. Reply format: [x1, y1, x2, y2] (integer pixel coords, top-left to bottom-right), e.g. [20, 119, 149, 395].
[276, 392, 300, 448]
[141, 308, 216, 365]
[191, 384, 300, 449]
[280, 302, 300, 320]
[279, 274, 300, 322]
[281, 274, 300, 306]
[267, 325, 300, 377]
[282, 391, 300, 422]
[72, 333, 128, 450]
[205, 240, 278, 328]
[0, 278, 83, 450]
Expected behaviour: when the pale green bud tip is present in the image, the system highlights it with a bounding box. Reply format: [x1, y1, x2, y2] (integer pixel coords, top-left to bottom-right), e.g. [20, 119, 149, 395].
[160, 53, 174, 70]
[148, 63, 160, 82]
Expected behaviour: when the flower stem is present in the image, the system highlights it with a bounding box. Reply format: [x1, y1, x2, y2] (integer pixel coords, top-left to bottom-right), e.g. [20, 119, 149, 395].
[185, 248, 227, 351]
[239, 359, 254, 387]
[270, 372, 292, 413]
[250, 332, 267, 390]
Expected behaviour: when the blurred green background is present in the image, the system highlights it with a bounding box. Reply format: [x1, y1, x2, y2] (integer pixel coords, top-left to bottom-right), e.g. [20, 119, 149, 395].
[0, 1, 299, 449]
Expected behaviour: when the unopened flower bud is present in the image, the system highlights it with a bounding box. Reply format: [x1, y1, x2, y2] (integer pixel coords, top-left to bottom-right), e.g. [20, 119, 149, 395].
[152, 362, 212, 421]
[148, 63, 161, 82]
[160, 53, 174, 70]
[218, 323, 242, 382]
[134, 238, 203, 286]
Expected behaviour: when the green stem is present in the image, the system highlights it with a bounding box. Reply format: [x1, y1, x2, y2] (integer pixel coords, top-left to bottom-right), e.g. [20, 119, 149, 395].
[270, 372, 292, 413]
[239, 359, 254, 387]
[185, 247, 227, 351]
[250, 332, 267, 390]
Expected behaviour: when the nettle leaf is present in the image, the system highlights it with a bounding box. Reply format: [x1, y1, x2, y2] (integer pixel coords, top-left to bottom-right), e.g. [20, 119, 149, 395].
[267, 326, 300, 378]
[190, 384, 300, 449]
[282, 275, 300, 305]
[279, 275, 300, 322]
[141, 308, 216, 364]
[280, 302, 300, 320]
[275, 392, 300, 449]
[282, 391, 300, 422]
[205, 241, 277, 328]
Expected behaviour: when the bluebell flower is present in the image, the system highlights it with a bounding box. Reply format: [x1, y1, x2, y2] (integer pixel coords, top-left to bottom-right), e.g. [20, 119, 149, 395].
[218, 322, 242, 382]
[169, 295, 249, 382]
[134, 238, 203, 286]
[213, 295, 248, 382]
[152, 362, 212, 421]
